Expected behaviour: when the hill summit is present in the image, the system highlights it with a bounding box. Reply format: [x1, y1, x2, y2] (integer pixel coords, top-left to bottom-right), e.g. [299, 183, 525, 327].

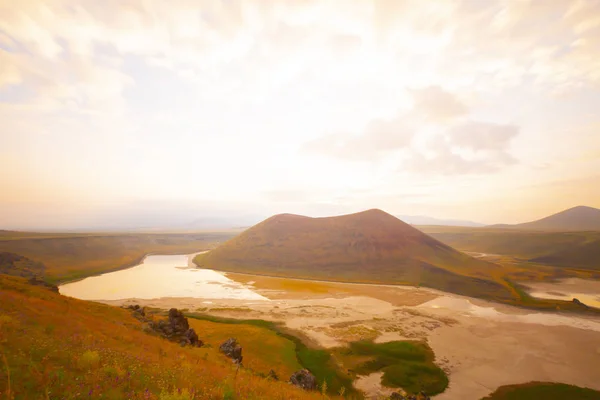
[195, 209, 513, 300]
[490, 205, 600, 231]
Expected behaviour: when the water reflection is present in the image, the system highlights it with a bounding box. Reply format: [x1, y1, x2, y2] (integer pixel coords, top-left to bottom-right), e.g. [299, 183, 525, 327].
[59, 254, 268, 301]
[521, 278, 600, 309]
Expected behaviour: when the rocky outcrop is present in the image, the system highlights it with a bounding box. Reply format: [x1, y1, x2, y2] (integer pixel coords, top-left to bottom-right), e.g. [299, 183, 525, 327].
[0, 252, 46, 278]
[573, 298, 589, 308]
[289, 369, 317, 391]
[27, 276, 59, 292]
[126, 304, 146, 320]
[168, 308, 189, 332]
[219, 338, 243, 364]
[126, 306, 203, 347]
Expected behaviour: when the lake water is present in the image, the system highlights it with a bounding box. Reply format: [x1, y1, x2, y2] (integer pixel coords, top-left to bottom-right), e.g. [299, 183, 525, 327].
[59, 253, 268, 301]
[520, 278, 600, 309]
[419, 295, 600, 332]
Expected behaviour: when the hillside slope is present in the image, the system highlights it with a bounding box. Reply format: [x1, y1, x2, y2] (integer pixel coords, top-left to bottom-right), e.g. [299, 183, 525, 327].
[420, 226, 600, 271]
[490, 206, 600, 231]
[0, 232, 235, 283]
[195, 209, 514, 301]
[0, 275, 322, 400]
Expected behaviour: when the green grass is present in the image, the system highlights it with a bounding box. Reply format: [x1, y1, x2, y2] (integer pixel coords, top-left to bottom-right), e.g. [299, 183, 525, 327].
[335, 341, 448, 396]
[482, 382, 600, 399]
[187, 314, 358, 397]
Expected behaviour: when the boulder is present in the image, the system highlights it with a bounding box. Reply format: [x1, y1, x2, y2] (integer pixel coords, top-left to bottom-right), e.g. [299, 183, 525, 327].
[289, 369, 317, 391]
[183, 328, 203, 347]
[219, 338, 243, 364]
[168, 308, 189, 332]
[139, 308, 203, 347]
[389, 393, 405, 400]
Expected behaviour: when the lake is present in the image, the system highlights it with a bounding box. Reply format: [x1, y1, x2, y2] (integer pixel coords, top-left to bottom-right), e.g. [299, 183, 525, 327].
[520, 278, 600, 309]
[59, 253, 268, 301]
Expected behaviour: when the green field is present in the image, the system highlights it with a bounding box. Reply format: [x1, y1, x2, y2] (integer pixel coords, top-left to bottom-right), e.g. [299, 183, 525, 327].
[482, 382, 600, 400]
[334, 340, 448, 396]
[188, 314, 357, 397]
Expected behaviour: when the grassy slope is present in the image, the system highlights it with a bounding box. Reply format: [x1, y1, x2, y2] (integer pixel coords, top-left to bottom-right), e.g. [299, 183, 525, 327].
[188, 319, 303, 380]
[195, 210, 515, 302]
[0, 275, 323, 400]
[418, 226, 600, 271]
[482, 382, 600, 400]
[188, 314, 357, 397]
[0, 232, 236, 283]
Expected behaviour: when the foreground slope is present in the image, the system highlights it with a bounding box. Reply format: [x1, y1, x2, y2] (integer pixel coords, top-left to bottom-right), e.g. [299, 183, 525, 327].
[489, 205, 600, 231]
[195, 209, 514, 301]
[0, 275, 322, 400]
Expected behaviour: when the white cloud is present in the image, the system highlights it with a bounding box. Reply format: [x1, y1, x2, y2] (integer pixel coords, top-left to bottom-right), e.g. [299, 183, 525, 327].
[1, 0, 599, 226]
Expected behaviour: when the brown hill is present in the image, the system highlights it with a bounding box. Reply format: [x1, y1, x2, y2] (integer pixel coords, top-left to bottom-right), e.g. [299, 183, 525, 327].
[195, 209, 514, 301]
[489, 206, 600, 231]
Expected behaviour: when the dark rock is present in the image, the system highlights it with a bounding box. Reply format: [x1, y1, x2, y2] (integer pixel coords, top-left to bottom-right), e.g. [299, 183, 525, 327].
[219, 338, 243, 364]
[168, 308, 189, 332]
[573, 298, 589, 308]
[27, 276, 59, 292]
[183, 328, 204, 347]
[289, 369, 317, 391]
[389, 393, 405, 400]
[138, 308, 203, 347]
[267, 369, 279, 381]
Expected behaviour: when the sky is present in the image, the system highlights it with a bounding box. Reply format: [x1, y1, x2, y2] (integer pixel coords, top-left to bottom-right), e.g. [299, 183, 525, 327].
[1, 0, 600, 230]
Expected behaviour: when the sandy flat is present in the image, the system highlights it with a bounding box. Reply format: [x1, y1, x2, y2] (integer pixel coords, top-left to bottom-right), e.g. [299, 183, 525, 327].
[98, 274, 600, 400]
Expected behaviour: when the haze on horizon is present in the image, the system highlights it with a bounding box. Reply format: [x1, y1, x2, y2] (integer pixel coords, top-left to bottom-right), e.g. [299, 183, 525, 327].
[2, 0, 600, 230]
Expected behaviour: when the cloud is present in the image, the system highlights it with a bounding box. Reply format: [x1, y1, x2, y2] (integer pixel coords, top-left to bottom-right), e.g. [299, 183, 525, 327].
[447, 121, 519, 150]
[410, 85, 468, 122]
[303, 114, 414, 161]
[405, 122, 520, 175]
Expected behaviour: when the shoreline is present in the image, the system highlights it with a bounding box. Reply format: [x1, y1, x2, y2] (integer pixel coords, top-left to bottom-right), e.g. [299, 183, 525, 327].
[56, 249, 211, 286]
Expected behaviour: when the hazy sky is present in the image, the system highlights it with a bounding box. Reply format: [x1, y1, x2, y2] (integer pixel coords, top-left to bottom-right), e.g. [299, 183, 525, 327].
[2, 0, 600, 229]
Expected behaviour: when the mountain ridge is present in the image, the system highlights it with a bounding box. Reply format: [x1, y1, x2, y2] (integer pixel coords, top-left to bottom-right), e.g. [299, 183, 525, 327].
[488, 205, 600, 231]
[195, 209, 514, 301]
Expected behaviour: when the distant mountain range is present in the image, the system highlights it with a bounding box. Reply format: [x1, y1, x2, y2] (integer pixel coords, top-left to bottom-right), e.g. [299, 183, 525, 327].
[488, 206, 600, 231]
[195, 209, 513, 301]
[397, 215, 484, 227]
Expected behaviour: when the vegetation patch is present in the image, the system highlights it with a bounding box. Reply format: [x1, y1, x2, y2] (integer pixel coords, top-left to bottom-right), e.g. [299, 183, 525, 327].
[482, 382, 600, 400]
[188, 313, 357, 397]
[334, 340, 448, 396]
